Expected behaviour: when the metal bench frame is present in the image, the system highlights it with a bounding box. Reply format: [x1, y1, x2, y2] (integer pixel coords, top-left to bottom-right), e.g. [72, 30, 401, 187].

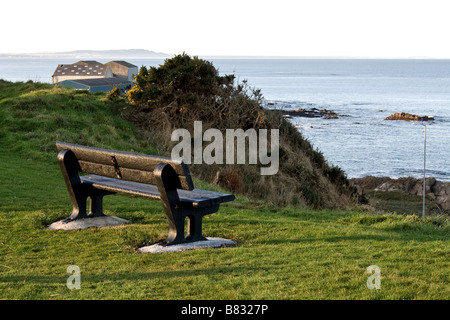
[56, 141, 234, 246]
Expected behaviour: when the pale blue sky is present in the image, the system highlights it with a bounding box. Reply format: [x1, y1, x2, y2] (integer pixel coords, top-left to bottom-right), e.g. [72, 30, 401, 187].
[2, 0, 450, 58]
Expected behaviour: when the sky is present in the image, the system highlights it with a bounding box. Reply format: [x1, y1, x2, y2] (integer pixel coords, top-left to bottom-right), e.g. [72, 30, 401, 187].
[2, 0, 450, 58]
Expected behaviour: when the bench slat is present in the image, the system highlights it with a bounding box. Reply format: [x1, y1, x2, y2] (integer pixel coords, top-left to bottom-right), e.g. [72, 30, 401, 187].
[56, 141, 194, 190]
[81, 175, 235, 208]
[78, 161, 193, 190]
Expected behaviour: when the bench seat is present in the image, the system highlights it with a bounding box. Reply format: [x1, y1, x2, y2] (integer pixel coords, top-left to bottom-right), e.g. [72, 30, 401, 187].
[81, 174, 235, 208]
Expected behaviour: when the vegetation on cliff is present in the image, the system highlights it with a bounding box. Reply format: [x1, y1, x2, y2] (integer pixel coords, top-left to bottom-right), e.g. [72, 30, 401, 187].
[122, 53, 364, 208]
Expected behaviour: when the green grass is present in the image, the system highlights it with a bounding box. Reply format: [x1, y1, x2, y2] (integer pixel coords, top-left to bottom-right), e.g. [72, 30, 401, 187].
[0, 80, 158, 162]
[0, 80, 448, 300]
[1, 150, 448, 300]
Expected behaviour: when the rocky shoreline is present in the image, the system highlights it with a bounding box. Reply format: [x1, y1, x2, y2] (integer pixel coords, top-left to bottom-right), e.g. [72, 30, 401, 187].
[267, 106, 344, 119]
[350, 176, 450, 212]
[265, 99, 437, 123]
[265, 101, 447, 212]
[269, 109, 436, 122]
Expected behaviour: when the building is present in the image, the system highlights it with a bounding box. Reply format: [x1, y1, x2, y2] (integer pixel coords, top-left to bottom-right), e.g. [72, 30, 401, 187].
[52, 61, 113, 84]
[105, 61, 138, 81]
[52, 60, 138, 92]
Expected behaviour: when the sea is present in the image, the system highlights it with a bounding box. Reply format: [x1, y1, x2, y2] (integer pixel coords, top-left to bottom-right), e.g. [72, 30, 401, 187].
[1, 57, 449, 182]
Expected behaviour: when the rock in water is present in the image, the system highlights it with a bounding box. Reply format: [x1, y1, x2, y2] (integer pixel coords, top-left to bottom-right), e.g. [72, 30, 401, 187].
[385, 112, 434, 121]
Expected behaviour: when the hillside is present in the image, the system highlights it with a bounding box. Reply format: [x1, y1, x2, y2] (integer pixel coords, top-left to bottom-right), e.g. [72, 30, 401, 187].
[0, 79, 448, 301]
[0, 80, 157, 161]
[121, 54, 364, 209]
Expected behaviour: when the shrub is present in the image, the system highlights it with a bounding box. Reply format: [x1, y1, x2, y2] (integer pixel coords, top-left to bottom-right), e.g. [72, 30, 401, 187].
[106, 85, 122, 101]
[127, 53, 222, 109]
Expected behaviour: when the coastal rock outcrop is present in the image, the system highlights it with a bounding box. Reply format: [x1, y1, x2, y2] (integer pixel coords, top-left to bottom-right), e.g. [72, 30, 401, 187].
[385, 112, 434, 121]
[350, 176, 450, 212]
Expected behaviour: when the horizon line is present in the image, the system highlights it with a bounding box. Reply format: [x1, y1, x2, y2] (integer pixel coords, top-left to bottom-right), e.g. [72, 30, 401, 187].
[0, 49, 449, 60]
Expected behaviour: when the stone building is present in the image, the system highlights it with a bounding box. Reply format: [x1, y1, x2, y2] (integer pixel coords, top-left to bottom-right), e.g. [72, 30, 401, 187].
[52, 60, 138, 92]
[52, 61, 113, 84]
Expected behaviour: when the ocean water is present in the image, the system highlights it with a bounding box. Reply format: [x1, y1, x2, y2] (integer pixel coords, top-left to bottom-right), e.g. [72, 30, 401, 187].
[1, 57, 449, 181]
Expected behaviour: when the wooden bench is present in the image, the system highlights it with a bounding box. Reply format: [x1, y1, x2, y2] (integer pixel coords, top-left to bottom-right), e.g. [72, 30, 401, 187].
[56, 141, 235, 246]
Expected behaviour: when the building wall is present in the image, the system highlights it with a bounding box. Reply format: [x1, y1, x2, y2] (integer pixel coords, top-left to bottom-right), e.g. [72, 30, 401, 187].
[128, 67, 138, 81]
[52, 74, 104, 84]
[106, 62, 128, 77]
[106, 62, 138, 81]
[88, 85, 116, 93]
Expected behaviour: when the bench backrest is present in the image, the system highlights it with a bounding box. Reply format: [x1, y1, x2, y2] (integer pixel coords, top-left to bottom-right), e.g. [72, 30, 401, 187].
[56, 141, 194, 190]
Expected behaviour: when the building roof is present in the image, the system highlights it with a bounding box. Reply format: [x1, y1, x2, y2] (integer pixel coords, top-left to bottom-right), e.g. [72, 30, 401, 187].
[62, 77, 132, 87]
[57, 77, 133, 93]
[52, 61, 109, 77]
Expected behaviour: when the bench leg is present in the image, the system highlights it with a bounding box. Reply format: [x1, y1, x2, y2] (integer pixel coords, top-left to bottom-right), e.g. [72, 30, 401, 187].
[162, 204, 220, 245]
[185, 204, 220, 242]
[58, 149, 90, 222]
[63, 192, 88, 222]
[155, 162, 219, 246]
[186, 214, 207, 242]
[88, 192, 105, 218]
[87, 190, 115, 218]
[162, 208, 187, 246]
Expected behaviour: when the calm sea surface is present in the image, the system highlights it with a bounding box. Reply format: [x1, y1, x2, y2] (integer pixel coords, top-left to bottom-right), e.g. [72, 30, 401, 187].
[1, 57, 449, 181]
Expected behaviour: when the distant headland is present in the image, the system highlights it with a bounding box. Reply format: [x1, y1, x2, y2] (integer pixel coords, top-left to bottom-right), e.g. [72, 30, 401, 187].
[0, 49, 171, 58]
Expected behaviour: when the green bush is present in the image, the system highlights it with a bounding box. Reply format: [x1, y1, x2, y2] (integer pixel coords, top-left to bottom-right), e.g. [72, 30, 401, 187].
[127, 53, 223, 109]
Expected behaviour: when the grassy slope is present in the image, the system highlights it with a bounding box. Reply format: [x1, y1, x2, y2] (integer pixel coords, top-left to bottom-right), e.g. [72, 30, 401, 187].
[0, 81, 448, 300]
[0, 80, 157, 161]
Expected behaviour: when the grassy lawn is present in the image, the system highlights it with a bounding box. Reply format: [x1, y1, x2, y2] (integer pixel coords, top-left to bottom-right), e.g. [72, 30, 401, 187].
[0, 80, 448, 300]
[0, 150, 448, 300]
